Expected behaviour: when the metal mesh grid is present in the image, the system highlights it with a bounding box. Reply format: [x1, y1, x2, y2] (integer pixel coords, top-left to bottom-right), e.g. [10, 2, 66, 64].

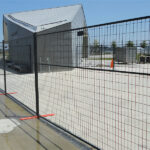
[37, 17, 150, 74]
[37, 17, 150, 150]
[0, 16, 150, 150]
[2, 39, 36, 111]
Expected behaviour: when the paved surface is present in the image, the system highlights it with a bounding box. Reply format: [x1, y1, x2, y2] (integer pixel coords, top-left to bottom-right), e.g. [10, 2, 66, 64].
[0, 95, 93, 150]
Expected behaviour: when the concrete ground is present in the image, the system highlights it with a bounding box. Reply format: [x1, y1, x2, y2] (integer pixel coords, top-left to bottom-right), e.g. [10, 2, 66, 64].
[0, 94, 94, 150]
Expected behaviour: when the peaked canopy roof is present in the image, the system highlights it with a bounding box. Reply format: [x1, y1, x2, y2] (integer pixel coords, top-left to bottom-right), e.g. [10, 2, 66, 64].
[4, 4, 83, 32]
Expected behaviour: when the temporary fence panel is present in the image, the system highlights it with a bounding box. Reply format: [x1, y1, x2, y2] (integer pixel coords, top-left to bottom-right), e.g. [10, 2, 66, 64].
[1, 16, 150, 150]
[3, 37, 36, 112]
[37, 16, 150, 150]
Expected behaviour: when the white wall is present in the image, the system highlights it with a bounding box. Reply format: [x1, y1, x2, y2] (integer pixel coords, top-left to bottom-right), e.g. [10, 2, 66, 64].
[71, 6, 87, 67]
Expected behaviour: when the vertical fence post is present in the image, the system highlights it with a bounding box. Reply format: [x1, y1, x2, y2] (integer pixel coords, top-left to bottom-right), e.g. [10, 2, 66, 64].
[2, 40, 7, 94]
[33, 33, 39, 118]
[113, 47, 115, 70]
[100, 45, 102, 66]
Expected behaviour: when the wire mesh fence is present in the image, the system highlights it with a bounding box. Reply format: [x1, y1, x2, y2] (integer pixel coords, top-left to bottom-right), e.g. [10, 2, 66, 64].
[1, 38, 36, 111]
[0, 16, 150, 150]
[37, 16, 150, 74]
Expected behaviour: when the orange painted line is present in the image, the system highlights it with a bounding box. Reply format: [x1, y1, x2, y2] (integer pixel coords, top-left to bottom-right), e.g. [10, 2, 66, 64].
[0, 92, 17, 95]
[20, 114, 55, 120]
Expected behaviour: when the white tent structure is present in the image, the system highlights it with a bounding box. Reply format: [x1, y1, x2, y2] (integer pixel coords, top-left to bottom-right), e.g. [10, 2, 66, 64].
[3, 4, 87, 72]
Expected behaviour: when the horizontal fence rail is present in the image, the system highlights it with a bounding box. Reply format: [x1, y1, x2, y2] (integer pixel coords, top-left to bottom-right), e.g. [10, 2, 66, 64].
[0, 16, 150, 150]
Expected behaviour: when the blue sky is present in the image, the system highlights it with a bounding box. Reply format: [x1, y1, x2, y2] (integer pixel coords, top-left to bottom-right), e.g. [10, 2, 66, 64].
[0, 0, 150, 41]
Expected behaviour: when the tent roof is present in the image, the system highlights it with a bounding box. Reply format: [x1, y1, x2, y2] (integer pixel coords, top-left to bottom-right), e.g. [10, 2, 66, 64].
[4, 4, 82, 32]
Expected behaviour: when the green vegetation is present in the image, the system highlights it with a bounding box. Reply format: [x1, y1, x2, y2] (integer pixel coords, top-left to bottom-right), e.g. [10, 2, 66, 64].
[136, 53, 142, 62]
[112, 41, 117, 48]
[93, 39, 100, 48]
[126, 40, 134, 47]
[140, 41, 147, 48]
[136, 41, 148, 62]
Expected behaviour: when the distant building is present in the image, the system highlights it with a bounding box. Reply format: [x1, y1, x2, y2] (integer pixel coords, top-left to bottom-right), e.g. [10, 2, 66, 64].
[144, 46, 150, 55]
[114, 47, 137, 64]
[3, 4, 88, 72]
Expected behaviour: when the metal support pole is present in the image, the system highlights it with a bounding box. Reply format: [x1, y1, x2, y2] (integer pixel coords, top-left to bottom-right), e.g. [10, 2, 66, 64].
[2, 40, 7, 94]
[113, 47, 115, 70]
[101, 45, 102, 66]
[33, 33, 39, 118]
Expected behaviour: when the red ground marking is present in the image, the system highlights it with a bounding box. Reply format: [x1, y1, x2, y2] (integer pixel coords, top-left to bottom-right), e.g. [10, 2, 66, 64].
[20, 114, 55, 120]
[0, 92, 17, 95]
